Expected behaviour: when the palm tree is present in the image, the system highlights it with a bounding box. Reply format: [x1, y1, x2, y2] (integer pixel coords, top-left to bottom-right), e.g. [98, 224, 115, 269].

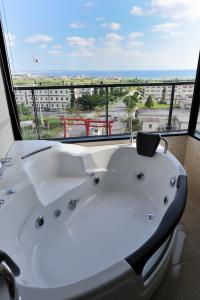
[123, 91, 141, 132]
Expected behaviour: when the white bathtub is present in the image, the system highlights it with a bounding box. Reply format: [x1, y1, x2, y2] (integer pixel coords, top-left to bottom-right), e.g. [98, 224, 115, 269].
[0, 140, 187, 300]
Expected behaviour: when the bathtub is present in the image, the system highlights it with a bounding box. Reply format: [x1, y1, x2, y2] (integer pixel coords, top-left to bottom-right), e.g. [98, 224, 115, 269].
[0, 140, 187, 300]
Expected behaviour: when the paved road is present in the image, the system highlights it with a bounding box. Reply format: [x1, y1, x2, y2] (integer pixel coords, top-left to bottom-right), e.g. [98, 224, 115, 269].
[33, 98, 128, 138]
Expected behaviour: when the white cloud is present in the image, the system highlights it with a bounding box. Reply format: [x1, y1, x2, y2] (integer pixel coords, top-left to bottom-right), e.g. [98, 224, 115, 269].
[48, 50, 62, 55]
[128, 33, 144, 48]
[66, 36, 95, 47]
[52, 45, 62, 49]
[129, 32, 143, 39]
[151, 0, 200, 20]
[130, 6, 144, 16]
[152, 22, 178, 33]
[129, 0, 200, 21]
[39, 44, 47, 49]
[101, 22, 121, 30]
[69, 48, 93, 57]
[105, 33, 123, 46]
[5, 33, 16, 47]
[69, 22, 86, 29]
[84, 1, 94, 9]
[128, 40, 144, 47]
[25, 34, 53, 44]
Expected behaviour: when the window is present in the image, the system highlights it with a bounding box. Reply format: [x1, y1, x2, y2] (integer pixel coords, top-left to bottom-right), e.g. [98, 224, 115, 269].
[3, 0, 198, 140]
[196, 107, 200, 133]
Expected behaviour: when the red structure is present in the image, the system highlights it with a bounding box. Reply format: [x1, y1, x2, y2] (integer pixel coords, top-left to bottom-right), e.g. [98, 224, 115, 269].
[60, 117, 114, 138]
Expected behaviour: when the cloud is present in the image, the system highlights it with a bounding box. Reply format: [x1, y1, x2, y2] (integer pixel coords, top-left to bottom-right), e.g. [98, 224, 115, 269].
[69, 48, 94, 57]
[52, 45, 62, 49]
[130, 6, 144, 16]
[151, 0, 200, 20]
[101, 22, 121, 30]
[69, 22, 86, 29]
[128, 32, 144, 48]
[128, 32, 143, 39]
[39, 44, 47, 49]
[5, 33, 16, 47]
[66, 36, 95, 47]
[48, 50, 62, 55]
[105, 33, 123, 46]
[25, 34, 53, 43]
[84, 1, 94, 10]
[152, 22, 179, 33]
[129, 1, 200, 21]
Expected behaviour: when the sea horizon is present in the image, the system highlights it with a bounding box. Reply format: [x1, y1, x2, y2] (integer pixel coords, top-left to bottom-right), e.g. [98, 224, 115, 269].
[14, 69, 196, 80]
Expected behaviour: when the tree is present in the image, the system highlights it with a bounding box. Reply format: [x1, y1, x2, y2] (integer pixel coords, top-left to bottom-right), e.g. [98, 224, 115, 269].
[17, 103, 30, 115]
[124, 117, 142, 132]
[145, 95, 154, 108]
[131, 118, 142, 131]
[123, 92, 141, 132]
[160, 87, 166, 104]
[123, 91, 140, 111]
[78, 94, 105, 111]
[70, 87, 75, 108]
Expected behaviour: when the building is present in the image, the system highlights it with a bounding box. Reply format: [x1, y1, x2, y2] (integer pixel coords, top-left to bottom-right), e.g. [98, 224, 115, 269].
[136, 108, 199, 132]
[14, 87, 94, 111]
[142, 84, 194, 107]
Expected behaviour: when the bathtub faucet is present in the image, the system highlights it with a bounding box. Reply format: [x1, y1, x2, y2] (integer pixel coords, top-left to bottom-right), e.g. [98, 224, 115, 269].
[160, 137, 168, 154]
[0, 263, 20, 300]
[0, 158, 12, 177]
[0, 250, 20, 300]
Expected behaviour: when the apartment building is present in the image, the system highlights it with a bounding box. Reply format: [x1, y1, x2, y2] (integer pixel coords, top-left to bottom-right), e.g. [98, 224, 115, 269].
[14, 87, 94, 111]
[143, 84, 194, 106]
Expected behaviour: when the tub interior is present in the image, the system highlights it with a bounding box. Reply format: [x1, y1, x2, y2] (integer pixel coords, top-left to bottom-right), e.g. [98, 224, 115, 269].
[17, 188, 159, 287]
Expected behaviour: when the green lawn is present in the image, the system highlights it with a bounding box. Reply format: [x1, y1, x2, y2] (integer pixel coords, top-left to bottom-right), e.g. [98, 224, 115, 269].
[136, 101, 171, 109]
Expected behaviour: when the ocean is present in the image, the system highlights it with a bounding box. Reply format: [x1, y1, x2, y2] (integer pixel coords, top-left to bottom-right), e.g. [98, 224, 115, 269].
[18, 69, 196, 80]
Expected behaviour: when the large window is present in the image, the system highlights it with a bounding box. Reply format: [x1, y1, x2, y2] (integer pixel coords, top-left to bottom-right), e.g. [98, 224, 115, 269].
[15, 82, 195, 140]
[0, 0, 199, 140]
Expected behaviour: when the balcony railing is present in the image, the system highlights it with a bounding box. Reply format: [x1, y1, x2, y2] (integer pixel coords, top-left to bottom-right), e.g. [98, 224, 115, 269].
[13, 81, 195, 141]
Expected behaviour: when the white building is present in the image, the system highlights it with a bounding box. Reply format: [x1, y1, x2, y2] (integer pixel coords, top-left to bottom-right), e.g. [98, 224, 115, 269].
[137, 108, 194, 132]
[14, 87, 95, 111]
[142, 84, 194, 107]
[14, 88, 71, 111]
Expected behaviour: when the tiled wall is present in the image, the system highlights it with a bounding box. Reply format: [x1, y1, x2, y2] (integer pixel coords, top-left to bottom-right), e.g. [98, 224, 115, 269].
[184, 136, 200, 198]
[79, 135, 188, 165]
[0, 65, 14, 157]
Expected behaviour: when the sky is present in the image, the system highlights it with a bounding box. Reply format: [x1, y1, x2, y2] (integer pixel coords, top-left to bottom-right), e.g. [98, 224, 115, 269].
[0, 0, 200, 71]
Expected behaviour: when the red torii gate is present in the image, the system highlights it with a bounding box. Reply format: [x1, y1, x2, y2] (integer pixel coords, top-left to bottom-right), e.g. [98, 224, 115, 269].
[60, 117, 114, 138]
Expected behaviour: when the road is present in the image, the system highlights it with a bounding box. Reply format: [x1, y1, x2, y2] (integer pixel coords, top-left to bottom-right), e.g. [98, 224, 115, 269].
[34, 98, 128, 138]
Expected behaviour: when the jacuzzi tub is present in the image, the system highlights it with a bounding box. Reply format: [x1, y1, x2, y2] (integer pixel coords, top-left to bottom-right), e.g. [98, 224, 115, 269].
[0, 140, 187, 300]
